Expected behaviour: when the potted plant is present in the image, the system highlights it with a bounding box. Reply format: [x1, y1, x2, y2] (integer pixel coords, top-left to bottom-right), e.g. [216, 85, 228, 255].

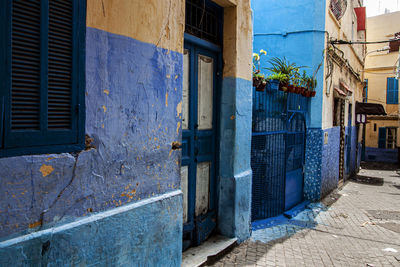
[253, 71, 267, 91]
[266, 72, 286, 91]
[302, 74, 317, 97]
[309, 77, 317, 97]
[252, 50, 268, 91]
[266, 57, 305, 94]
[291, 68, 303, 94]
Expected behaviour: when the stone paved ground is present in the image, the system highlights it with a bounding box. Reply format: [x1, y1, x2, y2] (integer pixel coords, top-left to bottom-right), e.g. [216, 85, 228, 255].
[210, 163, 400, 267]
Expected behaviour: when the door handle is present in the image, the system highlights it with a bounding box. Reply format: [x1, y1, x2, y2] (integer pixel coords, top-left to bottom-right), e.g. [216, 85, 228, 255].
[194, 147, 199, 155]
[194, 123, 199, 130]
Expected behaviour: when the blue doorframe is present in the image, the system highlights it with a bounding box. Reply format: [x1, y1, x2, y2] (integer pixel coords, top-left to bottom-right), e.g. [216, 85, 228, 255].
[182, 35, 222, 249]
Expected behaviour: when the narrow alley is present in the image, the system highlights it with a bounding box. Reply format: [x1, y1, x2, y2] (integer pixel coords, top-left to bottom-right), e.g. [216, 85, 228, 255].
[210, 163, 400, 267]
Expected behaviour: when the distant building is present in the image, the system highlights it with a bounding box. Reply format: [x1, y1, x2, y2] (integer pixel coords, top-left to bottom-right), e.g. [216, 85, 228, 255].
[364, 11, 400, 163]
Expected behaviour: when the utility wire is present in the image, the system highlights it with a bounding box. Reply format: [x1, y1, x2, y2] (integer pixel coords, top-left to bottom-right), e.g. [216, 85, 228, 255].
[331, 39, 399, 45]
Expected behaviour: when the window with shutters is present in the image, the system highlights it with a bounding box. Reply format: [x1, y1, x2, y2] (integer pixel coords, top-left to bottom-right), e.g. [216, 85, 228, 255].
[386, 77, 399, 104]
[0, 0, 86, 157]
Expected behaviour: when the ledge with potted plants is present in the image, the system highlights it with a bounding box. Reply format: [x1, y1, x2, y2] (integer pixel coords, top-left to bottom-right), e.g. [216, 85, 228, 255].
[252, 53, 318, 98]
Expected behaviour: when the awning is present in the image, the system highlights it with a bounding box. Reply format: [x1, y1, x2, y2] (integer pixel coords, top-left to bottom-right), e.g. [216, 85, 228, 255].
[340, 81, 353, 94]
[334, 87, 347, 97]
[355, 102, 386, 115]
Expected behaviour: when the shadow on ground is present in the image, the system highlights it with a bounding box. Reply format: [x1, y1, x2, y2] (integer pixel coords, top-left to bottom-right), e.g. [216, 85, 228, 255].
[250, 190, 342, 244]
[361, 162, 399, 171]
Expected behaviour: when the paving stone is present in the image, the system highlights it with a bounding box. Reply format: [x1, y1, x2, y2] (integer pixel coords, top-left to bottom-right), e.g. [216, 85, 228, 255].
[209, 164, 400, 267]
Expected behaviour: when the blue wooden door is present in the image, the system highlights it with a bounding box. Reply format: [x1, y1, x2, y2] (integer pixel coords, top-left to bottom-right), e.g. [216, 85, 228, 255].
[285, 113, 306, 210]
[181, 41, 219, 249]
[378, 127, 386, 148]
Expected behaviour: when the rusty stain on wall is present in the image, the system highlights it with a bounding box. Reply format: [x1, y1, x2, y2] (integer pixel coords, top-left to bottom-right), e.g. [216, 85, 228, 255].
[39, 164, 54, 177]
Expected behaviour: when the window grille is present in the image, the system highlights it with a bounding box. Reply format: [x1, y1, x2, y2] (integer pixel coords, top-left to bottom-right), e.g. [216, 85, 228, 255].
[185, 0, 222, 45]
[330, 0, 347, 21]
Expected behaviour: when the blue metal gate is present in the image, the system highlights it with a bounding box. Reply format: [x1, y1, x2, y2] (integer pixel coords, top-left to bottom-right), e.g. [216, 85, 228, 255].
[251, 88, 307, 221]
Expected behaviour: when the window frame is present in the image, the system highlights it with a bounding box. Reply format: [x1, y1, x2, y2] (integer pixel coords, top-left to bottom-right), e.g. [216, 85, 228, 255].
[386, 127, 397, 149]
[0, 0, 86, 158]
[386, 77, 399, 105]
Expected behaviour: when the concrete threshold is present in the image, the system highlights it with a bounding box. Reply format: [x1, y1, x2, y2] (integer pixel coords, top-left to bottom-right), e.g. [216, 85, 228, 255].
[182, 235, 237, 267]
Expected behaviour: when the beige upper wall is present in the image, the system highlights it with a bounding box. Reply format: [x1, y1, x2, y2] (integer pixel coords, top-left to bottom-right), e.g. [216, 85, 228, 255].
[87, 0, 252, 81]
[221, 0, 252, 80]
[87, 0, 185, 53]
[365, 11, 400, 69]
[365, 12, 400, 114]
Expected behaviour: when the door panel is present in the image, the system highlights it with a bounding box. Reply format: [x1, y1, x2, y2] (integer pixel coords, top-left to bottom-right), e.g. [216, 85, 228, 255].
[182, 50, 190, 130]
[197, 55, 214, 130]
[181, 166, 189, 223]
[195, 162, 211, 216]
[181, 42, 219, 249]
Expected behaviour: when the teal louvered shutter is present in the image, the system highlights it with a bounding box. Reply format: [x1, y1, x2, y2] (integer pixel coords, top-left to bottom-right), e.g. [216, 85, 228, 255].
[0, 0, 85, 157]
[387, 77, 398, 104]
[378, 127, 386, 149]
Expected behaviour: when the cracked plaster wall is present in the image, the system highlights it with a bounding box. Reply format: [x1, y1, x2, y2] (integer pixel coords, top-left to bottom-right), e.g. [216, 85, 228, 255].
[0, 25, 183, 242]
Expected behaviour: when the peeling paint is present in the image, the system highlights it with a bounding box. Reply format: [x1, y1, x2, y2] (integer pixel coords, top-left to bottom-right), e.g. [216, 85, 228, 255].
[28, 220, 42, 228]
[176, 101, 182, 117]
[165, 91, 168, 107]
[102, 105, 107, 112]
[39, 164, 54, 177]
[103, 89, 110, 95]
[176, 122, 181, 135]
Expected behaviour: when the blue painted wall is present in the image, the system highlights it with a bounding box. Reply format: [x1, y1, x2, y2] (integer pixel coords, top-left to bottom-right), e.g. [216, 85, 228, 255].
[218, 77, 252, 242]
[304, 128, 323, 201]
[0, 27, 183, 265]
[252, 0, 327, 202]
[321, 127, 340, 197]
[365, 147, 398, 163]
[0, 191, 182, 266]
[252, 0, 326, 129]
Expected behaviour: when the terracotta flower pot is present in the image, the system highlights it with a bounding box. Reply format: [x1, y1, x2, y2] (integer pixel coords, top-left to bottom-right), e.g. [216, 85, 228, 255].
[288, 84, 296, 93]
[310, 91, 316, 97]
[295, 86, 302, 94]
[256, 82, 267, 92]
[279, 83, 288, 92]
[253, 77, 262, 88]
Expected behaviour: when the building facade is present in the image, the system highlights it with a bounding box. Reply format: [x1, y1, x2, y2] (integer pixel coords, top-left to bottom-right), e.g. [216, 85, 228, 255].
[0, 0, 253, 265]
[323, 0, 366, 190]
[251, 0, 365, 218]
[364, 11, 400, 163]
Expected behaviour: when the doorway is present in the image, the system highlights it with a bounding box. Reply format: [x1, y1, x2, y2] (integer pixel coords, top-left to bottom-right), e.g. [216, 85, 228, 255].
[181, 41, 221, 250]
